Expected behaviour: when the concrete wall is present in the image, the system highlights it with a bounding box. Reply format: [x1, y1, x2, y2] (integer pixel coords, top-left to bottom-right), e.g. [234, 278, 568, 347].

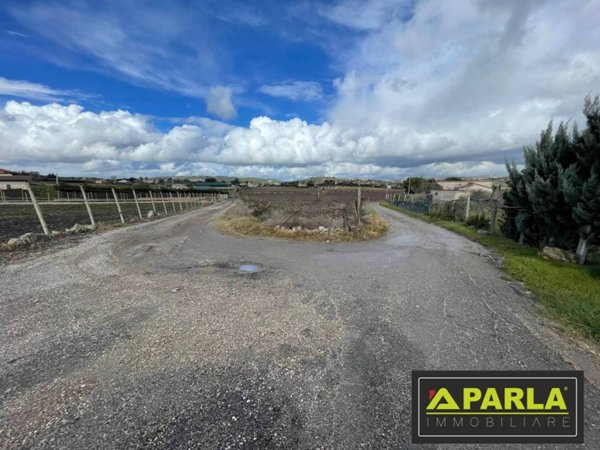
[0, 181, 29, 190]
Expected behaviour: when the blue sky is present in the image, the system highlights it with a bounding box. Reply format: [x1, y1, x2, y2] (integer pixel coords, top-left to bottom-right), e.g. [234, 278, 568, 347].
[0, 0, 599, 179]
[0, 1, 344, 123]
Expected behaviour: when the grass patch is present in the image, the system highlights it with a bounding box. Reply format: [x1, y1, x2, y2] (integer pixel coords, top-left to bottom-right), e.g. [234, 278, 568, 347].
[380, 201, 600, 341]
[217, 203, 389, 242]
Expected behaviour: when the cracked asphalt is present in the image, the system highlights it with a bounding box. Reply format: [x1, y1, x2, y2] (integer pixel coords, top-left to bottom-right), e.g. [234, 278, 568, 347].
[1, 201, 599, 449]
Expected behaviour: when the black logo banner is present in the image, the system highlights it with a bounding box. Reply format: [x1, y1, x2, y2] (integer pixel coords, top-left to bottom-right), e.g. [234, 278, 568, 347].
[412, 370, 583, 444]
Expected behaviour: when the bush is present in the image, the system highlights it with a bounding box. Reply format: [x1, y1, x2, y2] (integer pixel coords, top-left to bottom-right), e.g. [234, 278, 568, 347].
[465, 213, 490, 229]
[429, 202, 455, 221]
[500, 207, 519, 240]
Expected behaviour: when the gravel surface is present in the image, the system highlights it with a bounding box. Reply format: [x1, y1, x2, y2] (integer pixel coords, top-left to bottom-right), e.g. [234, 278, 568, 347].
[1, 201, 599, 449]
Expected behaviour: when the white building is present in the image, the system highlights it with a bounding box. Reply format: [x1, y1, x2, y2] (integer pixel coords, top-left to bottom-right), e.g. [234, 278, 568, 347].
[0, 172, 31, 190]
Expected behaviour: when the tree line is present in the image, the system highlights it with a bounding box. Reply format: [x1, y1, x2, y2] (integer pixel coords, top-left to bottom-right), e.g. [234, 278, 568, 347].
[503, 96, 599, 264]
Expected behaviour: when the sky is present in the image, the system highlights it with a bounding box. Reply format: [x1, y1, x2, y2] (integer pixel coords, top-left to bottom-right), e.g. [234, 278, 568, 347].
[0, 0, 599, 180]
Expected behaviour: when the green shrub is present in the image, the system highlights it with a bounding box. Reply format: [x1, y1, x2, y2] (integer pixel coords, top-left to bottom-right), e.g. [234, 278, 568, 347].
[465, 213, 490, 229]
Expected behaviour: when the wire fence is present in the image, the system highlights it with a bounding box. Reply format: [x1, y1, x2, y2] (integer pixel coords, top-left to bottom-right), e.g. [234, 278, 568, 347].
[0, 184, 228, 243]
[384, 192, 505, 232]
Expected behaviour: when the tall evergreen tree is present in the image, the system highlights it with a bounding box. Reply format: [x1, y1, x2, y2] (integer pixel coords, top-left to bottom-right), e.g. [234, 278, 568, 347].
[503, 160, 539, 244]
[525, 122, 578, 249]
[562, 96, 600, 263]
[503, 95, 599, 263]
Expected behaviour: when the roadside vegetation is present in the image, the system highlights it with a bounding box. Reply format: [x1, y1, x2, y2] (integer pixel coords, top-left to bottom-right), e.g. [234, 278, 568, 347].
[381, 201, 600, 341]
[218, 201, 389, 242]
[504, 95, 600, 264]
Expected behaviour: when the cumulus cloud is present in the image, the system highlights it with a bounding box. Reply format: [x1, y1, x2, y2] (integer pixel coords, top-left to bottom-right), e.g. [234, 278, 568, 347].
[2, 0, 600, 180]
[326, 0, 600, 163]
[0, 100, 508, 179]
[205, 86, 237, 120]
[258, 81, 323, 101]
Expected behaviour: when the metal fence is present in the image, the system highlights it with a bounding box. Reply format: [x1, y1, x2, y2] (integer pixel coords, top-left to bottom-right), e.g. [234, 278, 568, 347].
[387, 198, 431, 215]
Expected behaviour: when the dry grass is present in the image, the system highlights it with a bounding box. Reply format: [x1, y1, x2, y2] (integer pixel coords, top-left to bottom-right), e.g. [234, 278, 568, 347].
[216, 202, 388, 242]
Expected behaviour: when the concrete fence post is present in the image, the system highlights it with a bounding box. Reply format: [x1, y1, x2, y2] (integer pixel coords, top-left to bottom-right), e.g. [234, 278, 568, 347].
[465, 195, 471, 221]
[79, 185, 96, 227]
[26, 183, 49, 235]
[149, 191, 157, 213]
[489, 200, 498, 233]
[169, 192, 176, 212]
[160, 191, 168, 215]
[357, 186, 362, 226]
[111, 188, 125, 224]
[177, 192, 183, 211]
[132, 189, 143, 219]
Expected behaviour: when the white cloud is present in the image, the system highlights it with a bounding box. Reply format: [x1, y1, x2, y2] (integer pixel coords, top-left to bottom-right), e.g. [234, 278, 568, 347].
[317, 0, 410, 31]
[2, 0, 600, 180]
[258, 81, 323, 101]
[206, 86, 237, 120]
[5, 30, 28, 38]
[0, 77, 76, 102]
[7, 1, 221, 98]
[327, 0, 600, 162]
[0, 100, 509, 179]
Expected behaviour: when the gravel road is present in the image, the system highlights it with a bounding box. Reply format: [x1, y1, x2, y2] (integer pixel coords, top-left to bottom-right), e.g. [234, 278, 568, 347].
[1, 201, 599, 449]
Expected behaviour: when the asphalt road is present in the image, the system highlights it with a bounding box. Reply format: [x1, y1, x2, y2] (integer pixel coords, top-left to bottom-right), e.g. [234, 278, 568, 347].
[1, 201, 599, 449]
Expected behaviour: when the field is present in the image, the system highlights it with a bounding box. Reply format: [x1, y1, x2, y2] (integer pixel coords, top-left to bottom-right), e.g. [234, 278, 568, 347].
[239, 186, 395, 230]
[220, 186, 393, 240]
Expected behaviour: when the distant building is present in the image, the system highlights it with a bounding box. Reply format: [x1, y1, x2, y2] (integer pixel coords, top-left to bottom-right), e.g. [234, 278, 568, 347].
[192, 181, 234, 192]
[431, 181, 494, 201]
[436, 180, 493, 191]
[0, 173, 32, 190]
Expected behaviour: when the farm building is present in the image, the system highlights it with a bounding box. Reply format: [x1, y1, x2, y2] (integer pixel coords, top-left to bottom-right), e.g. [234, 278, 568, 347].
[0, 173, 31, 190]
[431, 181, 494, 201]
[172, 183, 191, 190]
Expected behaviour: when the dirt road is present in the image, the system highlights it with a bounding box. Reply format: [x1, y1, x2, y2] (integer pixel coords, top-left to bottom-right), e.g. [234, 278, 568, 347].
[1, 201, 599, 449]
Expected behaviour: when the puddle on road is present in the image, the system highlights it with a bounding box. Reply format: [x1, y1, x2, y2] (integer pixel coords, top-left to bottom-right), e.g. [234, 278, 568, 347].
[211, 260, 265, 276]
[140, 258, 265, 276]
[238, 264, 260, 273]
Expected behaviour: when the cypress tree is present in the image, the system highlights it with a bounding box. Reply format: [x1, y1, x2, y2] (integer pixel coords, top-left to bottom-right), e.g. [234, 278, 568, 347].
[562, 96, 600, 264]
[503, 160, 541, 244]
[525, 122, 578, 249]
